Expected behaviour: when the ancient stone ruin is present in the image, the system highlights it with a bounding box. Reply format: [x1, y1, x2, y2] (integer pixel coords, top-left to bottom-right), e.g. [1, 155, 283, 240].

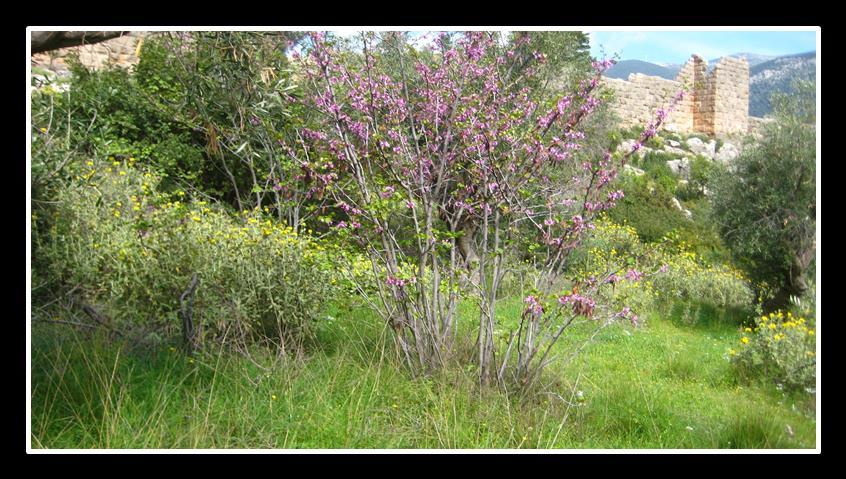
[31, 32, 147, 75]
[602, 54, 751, 137]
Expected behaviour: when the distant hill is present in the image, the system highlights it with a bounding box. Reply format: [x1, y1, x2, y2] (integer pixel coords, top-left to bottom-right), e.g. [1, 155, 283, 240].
[709, 53, 776, 68]
[749, 51, 816, 117]
[603, 51, 816, 117]
[604, 60, 679, 80]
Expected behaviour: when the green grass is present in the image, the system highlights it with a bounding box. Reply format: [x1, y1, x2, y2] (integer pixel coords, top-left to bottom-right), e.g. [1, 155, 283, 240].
[30, 299, 816, 449]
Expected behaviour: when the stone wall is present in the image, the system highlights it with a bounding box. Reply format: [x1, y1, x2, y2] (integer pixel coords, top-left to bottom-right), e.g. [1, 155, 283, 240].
[602, 54, 750, 138]
[709, 57, 750, 135]
[31, 32, 148, 74]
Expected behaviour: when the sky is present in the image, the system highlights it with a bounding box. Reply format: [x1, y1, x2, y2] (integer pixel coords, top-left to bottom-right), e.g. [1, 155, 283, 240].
[588, 30, 818, 65]
[329, 29, 818, 65]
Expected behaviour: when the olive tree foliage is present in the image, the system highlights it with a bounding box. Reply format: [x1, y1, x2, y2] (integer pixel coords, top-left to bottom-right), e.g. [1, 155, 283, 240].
[710, 80, 816, 311]
[134, 32, 328, 230]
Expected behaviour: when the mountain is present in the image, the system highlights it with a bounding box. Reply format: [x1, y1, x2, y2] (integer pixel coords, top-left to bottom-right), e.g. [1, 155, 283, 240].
[709, 53, 776, 68]
[749, 51, 816, 117]
[604, 60, 679, 80]
[603, 51, 816, 117]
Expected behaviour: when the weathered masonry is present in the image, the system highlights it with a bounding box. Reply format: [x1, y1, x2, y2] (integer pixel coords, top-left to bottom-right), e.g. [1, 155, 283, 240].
[31, 32, 147, 74]
[602, 54, 751, 137]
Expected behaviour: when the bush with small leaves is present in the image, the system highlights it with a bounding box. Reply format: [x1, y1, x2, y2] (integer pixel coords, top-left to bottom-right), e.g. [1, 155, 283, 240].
[41, 158, 337, 350]
[730, 310, 816, 392]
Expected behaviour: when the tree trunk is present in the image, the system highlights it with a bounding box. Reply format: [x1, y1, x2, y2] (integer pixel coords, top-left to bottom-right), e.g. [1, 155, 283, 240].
[31, 31, 128, 54]
[456, 219, 480, 284]
[767, 247, 814, 312]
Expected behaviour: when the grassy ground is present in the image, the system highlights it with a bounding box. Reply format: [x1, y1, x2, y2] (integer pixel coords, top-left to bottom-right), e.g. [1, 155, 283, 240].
[29, 299, 816, 449]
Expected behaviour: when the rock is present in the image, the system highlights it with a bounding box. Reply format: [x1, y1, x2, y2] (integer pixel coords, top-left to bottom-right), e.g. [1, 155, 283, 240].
[663, 145, 687, 156]
[666, 159, 691, 179]
[617, 139, 636, 153]
[671, 197, 693, 219]
[618, 139, 650, 158]
[715, 142, 740, 163]
[623, 164, 645, 176]
[685, 137, 704, 152]
[685, 137, 715, 159]
[706, 139, 717, 158]
[668, 140, 681, 148]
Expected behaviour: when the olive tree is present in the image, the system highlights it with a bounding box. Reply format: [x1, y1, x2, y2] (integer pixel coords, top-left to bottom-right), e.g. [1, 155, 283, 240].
[710, 80, 816, 310]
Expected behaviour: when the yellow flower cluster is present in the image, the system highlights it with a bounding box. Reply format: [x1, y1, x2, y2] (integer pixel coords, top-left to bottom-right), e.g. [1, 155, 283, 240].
[730, 308, 816, 390]
[737, 310, 816, 348]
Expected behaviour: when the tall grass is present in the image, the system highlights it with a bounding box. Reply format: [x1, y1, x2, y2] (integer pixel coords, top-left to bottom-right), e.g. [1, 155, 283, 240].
[30, 300, 816, 449]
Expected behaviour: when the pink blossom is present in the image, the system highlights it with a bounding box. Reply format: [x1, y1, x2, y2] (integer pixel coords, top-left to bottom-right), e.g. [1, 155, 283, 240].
[524, 295, 544, 316]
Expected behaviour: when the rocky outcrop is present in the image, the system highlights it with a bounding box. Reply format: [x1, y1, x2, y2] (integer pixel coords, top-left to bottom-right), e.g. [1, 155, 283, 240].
[715, 142, 740, 163]
[666, 159, 691, 179]
[685, 137, 716, 159]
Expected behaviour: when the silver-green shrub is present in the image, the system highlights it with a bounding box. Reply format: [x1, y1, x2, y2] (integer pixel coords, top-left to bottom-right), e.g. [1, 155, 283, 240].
[42, 157, 337, 349]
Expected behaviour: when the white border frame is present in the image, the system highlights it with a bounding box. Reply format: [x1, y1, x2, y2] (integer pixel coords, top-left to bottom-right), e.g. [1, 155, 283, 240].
[26, 25, 821, 454]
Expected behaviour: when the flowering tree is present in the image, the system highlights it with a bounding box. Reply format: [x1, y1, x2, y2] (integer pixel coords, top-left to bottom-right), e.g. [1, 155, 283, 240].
[293, 31, 683, 388]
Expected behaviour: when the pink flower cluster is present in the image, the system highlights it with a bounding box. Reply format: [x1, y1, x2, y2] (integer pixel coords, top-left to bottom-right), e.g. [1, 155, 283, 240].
[386, 275, 416, 288]
[615, 307, 639, 327]
[558, 292, 596, 318]
[524, 295, 544, 317]
[625, 269, 643, 282]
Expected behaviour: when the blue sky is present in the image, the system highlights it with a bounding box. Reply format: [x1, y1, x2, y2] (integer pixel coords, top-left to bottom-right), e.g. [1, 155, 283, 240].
[588, 30, 818, 65]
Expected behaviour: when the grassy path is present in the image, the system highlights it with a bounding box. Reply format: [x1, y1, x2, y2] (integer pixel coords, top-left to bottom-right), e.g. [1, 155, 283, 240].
[30, 301, 816, 449]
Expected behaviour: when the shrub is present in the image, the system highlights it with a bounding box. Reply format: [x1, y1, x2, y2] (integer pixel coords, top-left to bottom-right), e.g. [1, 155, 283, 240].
[571, 218, 752, 315]
[730, 310, 816, 391]
[606, 175, 688, 243]
[633, 150, 678, 193]
[675, 155, 721, 202]
[709, 81, 816, 310]
[40, 158, 337, 349]
[652, 241, 753, 311]
[62, 59, 207, 187]
[569, 219, 658, 315]
[645, 134, 664, 149]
